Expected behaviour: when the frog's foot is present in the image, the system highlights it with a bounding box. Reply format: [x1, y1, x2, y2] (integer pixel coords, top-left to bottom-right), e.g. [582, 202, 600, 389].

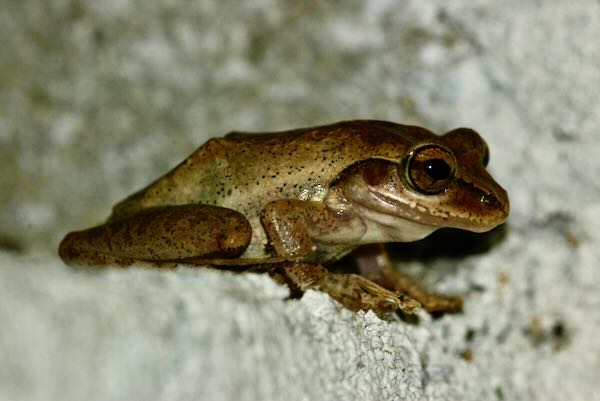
[277, 262, 421, 316]
[316, 271, 422, 316]
[382, 271, 463, 313]
[354, 244, 463, 314]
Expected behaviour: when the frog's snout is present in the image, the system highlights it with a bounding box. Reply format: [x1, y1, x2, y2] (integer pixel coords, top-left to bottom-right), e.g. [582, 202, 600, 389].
[481, 190, 509, 215]
[475, 186, 510, 231]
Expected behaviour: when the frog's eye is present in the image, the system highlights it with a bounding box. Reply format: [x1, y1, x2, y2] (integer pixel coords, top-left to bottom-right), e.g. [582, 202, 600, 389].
[406, 145, 456, 194]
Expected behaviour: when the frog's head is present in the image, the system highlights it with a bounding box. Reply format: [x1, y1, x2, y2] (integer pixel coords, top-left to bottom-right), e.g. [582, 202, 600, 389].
[333, 128, 509, 239]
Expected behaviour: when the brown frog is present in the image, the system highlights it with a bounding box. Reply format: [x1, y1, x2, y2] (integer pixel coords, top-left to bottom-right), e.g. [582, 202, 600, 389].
[59, 120, 509, 316]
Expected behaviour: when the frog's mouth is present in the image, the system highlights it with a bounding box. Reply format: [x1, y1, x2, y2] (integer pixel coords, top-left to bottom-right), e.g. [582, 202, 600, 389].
[362, 188, 507, 233]
[364, 190, 439, 222]
[349, 191, 441, 243]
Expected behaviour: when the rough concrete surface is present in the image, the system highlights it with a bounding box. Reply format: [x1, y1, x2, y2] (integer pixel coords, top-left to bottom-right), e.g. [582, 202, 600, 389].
[1, 1, 599, 400]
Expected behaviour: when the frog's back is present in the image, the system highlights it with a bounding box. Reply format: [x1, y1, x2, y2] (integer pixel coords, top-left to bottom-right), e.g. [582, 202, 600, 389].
[110, 120, 433, 221]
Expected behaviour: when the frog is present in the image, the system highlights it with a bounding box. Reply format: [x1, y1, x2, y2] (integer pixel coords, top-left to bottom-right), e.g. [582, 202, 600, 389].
[58, 120, 509, 316]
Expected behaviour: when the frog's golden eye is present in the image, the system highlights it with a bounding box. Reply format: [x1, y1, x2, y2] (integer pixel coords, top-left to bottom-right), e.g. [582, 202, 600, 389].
[406, 145, 455, 194]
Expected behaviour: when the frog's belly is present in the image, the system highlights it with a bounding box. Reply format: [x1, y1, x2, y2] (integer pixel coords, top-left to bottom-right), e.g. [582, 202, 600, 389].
[239, 217, 270, 259]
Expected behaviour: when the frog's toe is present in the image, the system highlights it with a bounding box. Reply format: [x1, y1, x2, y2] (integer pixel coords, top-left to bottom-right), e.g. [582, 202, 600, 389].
[374, 296, 401, 315]
[396, 294, 421, 314]
[373, 294, 421, 316]
[419, 294, 463, 314]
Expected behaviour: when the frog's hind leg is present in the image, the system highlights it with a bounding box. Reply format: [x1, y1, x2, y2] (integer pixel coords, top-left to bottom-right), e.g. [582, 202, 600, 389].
[275, 262, 421, 317]
[58, 204, 252, 267]
[353, 244, 463, 314]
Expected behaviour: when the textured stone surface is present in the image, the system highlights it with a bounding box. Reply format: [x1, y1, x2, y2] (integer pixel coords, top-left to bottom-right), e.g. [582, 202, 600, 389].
[2, 1, 600, 400]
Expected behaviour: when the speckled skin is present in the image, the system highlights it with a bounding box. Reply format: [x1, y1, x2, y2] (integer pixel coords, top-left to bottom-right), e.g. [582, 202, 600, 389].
[109, 120, 423, 222]
[102, 120, 507, 257]
[58, 120, 509, 315]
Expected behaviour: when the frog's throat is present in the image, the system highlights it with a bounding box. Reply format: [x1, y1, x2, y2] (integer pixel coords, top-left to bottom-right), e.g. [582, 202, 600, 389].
[350, 201, 439, 244]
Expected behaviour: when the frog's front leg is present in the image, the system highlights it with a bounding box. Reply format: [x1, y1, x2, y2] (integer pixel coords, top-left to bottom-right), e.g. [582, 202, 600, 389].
[354, 243, 463, 313]
[59, 204, 252, 267]
[260, 200, 421, 315]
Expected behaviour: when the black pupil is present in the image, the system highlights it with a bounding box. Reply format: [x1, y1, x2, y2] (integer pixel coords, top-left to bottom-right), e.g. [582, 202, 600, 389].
[425, 159, 451, 180]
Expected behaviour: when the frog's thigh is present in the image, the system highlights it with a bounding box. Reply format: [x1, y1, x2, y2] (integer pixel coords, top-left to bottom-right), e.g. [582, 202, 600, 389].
[354, 244, 463, 313]
[59, 204, 251, 266]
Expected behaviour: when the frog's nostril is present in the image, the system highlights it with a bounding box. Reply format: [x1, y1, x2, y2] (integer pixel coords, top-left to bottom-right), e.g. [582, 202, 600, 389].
[480, 190, 510, 219]
[480, 192, 504, 215]
[480, 192, 496, 206]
